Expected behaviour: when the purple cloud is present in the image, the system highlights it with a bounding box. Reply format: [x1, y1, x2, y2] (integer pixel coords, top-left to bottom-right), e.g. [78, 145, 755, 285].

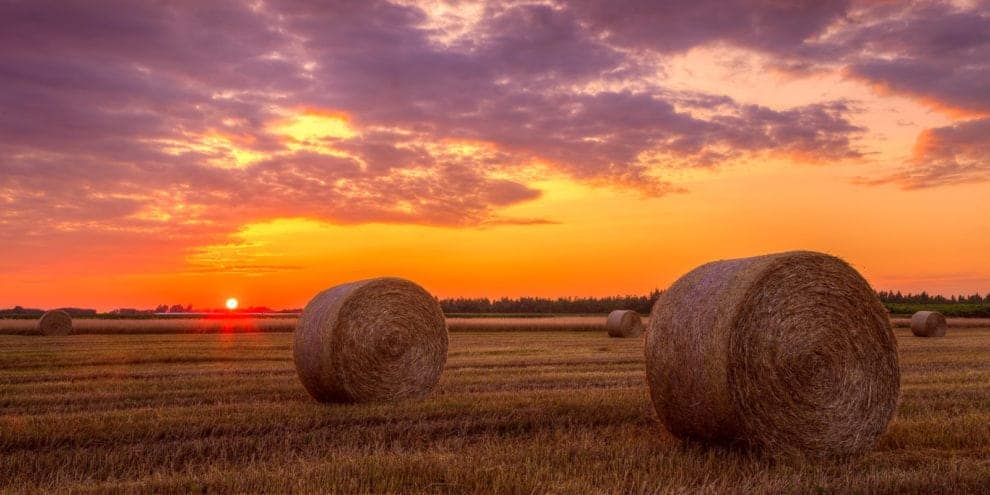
[569, 0, 851, 55]
[0, 0, 881, 269]
[839, 1, 990, 115]
[859, 118, 990, 189]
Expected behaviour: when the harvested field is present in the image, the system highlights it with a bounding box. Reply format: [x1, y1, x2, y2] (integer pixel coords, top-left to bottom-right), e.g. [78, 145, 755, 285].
[446, 316, 605, 332]
[1, 327, 988, 493]
[2, 315, 987, 336]
[0, 316, 609, 335]
[891, 317, 990, 328]
[0, 317, 299, 335]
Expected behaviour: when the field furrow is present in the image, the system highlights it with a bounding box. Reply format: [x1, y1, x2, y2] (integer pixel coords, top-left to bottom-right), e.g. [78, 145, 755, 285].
[1, 327, 988, 493]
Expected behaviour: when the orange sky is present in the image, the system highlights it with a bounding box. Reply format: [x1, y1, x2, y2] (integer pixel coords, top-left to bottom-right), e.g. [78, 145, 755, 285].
[2, 1, 989, 310]
[10, 154, 990, 311]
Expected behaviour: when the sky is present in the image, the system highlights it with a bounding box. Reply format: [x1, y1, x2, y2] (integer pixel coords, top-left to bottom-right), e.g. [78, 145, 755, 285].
[2, 0, 989, 310]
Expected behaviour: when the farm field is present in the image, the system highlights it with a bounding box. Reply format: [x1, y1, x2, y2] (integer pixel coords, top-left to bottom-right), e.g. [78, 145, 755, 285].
[1, 327, 989, 493]
[0, 316, 609, 335]
[1, 315, 988, 335]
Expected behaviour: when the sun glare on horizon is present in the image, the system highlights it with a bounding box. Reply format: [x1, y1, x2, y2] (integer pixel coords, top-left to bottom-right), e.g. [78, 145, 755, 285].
[225, 297, 238, 310]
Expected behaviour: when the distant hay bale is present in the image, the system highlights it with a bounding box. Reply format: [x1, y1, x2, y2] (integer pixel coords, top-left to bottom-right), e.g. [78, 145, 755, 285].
[293, 277, 448, 403]
[38, 310, 72, 336]
[910, 311, 947, 337]
[646, 251, 900, 458]
[606, 310, 643, 337]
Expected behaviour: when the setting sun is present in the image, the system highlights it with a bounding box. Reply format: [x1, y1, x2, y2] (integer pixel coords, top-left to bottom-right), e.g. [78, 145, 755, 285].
[3, 2, 990, 492]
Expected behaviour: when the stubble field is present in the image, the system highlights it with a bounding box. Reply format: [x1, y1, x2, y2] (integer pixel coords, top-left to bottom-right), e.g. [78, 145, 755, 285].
[1, 324, 989, 493]
[0, 316, 607, 335]
[1, 316, 986, 335]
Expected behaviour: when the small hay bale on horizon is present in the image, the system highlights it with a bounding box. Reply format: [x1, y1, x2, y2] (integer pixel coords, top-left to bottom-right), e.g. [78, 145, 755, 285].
[293, 277, 448, 403]
[38, 310, 72, 336]
[646, 251, 900, 458]
[910, 310, 947, 337]
[606, 309, 643, 337]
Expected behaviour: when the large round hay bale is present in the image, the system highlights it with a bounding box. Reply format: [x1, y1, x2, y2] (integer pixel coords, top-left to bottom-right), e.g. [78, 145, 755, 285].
[910, 311, 947, 337]
[606, 310, 643, 337]
[646, 251, 899, 458]
[38, 310, 72, 336]
[293, 277, 448, 403]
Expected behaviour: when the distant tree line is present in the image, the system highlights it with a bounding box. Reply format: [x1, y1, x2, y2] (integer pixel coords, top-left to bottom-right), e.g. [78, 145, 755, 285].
[876, 291, 990, 304]
[439, 290, 663, 315]
[442, 290, 990, 315]
[4, 289, 990, 318]
[154, 304, 194, 313]
[0, 306, 97, 318]
[148, 304, 283, 314]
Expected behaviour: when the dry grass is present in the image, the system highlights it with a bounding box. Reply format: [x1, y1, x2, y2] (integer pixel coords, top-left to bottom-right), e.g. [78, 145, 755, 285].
[447, 316, 605, 332]
[892, 317, 990, 328]
[607, 310, 643, 338]
[1, 315, 986, 336]
[647, 251, 899, 457]
[0, 318, 299, 335]
[0, 316, 608, 335]
[1, 327, 988, 493]
[38, 310, 72, 336]
[294, 277, 447, 402]
[910, 311, 948, 337]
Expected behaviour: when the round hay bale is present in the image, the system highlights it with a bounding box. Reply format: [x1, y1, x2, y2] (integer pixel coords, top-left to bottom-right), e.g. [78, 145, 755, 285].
[606, 310, 643, 337]
[38, 310, 72, 336]
[646, 251, 900, 458]
[910, 311, 947, 337]
[293, 277, 448, 403]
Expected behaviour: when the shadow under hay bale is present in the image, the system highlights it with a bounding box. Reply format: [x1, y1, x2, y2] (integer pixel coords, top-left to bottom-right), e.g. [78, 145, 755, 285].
[606, 310, 643, 338]
[646, 251, 900, 458]
[910, 311, 947, 337]
[38, 310, 72, 336]
[293, 277, 448, 403]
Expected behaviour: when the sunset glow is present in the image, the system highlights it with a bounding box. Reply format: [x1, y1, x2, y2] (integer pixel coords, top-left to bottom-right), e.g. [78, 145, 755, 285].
[2, 1, 989, 310]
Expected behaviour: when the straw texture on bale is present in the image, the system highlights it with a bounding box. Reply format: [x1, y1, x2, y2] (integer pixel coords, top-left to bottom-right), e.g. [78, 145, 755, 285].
[38, 310, 72, 336]
[910, 311, 947, 337]
[606, 310, 643, 337]
[646, 251, 900, 458]
[293, 277, 448, 403]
